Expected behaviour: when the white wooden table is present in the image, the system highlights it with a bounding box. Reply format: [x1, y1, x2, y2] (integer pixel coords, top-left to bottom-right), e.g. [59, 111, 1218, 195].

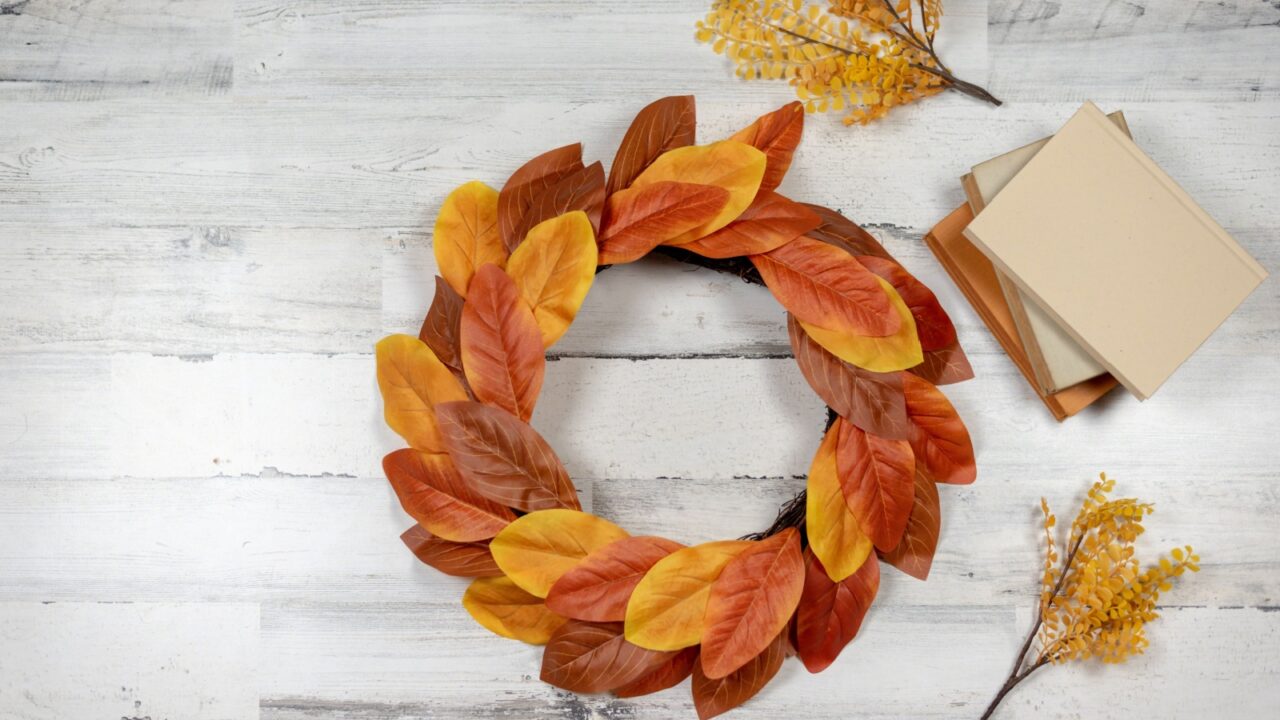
[1, 1, 1276, 718]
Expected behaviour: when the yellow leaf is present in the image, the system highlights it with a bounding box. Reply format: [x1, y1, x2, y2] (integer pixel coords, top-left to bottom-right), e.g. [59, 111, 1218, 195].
[629, 141, 766, 244]
[490, 509, 630, 598]
[462, 575, 566, 644]
[434, 181, 506, 297]
[506, 211, 598, 348]
[624, 540, 752, 651]
[798, 277, 923, 372]
[806, 420, 873, 581]
[376, 334, 469, 453]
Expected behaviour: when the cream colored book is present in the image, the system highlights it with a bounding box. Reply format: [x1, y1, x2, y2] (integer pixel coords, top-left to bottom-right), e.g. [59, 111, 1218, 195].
[966, 111, 1130, 394]
[964, 101, 1268, 400]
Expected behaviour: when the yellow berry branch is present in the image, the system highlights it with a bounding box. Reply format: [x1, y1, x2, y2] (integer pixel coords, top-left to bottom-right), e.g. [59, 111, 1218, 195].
[697, 0, 1000, 125]
[981, 474, 1201, 719]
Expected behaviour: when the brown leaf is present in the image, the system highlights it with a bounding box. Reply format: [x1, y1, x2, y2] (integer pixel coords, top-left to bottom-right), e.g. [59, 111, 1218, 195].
[835, 422, 915, 552]
[787, 313, 909, 440]
[691, 630, 787, 720]
[878, 468, 942, 580]
[613, 646, 699, 698]
[910, 341, 975, 386]
[460, 264, 545, 422]
[795, 550, 879, 673]
[541, 621, 676, 694]
[678, 191, 820, 259]
[512, 161, 606, 241]
[546, 535, 685, 622]
[598, 181, 730, 265]
[903, 373, 976, 485]
[728, 101, 804, 193]
[499, 143, 584, 251]
[436, 401, 580, 511]
[700, 529, 805, 679]
[857, 255, 957, 351]
[801, 204, 893, 260]
[607, 95, 697, 196]
[383, 449, 516, 542]
[419, 276, 467, 378]
[399, 524, 503, 578]
[751, 237, 899, 337]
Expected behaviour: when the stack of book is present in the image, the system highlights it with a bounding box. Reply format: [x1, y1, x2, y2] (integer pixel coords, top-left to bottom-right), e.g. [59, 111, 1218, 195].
[926, 102, 1266, 420]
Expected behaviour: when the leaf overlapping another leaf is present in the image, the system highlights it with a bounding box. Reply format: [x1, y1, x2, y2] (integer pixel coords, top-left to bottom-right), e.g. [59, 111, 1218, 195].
[691, 630, 787, 720]
[629, 140, 766, 244]
[795, 549, 879, 673]
[801, 203, 892, 260]
[498, 143, 584, 252]
[490, 509, 630, 598]
[463, 575, 566, 645]
[546, 535, 685, 622]
[806, 420, 873, 582]
[878, 467, 942, 580]
[751, 237, 898, 337]
[858, 255, 957, 351]
[728, 101, 805, 194]
[606, 95, 697, 197]
[460, 264, 545, 422]
[835, 421, 916, 553]
[624, 540, 752, 651]
[506, 211, 598, 348]
[376, 334, 470, 454]
[903, 373, 976, 485]
[798, 277, 924, 373]
[383, 449, 515, 542]
[419, 276, 468, 382]
[613, 646, 700, 698]
[910, 341, 976, 386]
[541, 621, 675, 694]
[678, 191, 820, 259]
[434, 181, 507, 297]
[400, 524, 503, 578]
[598, 181, 730, 265]
[511, 161, 606, 241]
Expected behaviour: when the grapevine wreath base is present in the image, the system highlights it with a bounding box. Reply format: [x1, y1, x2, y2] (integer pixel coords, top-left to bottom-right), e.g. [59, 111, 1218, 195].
[376, 96, 977, 719]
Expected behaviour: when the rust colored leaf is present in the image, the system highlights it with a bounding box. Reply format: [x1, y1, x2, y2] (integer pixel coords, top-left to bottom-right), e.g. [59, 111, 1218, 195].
[383, 449, 515, 542]
[541, 620, 676, 694]
[857, 255, 957, 351]
[801, 204, 893, 260]
[419, 275, 467, 378]
[878, 468, 942, 580]
[513, 161, 606, 242]
[678, 191, 820, 259]
[787, 313, 909, 440]
[700, 529, 805, 679]
[463, 575, 567, 644]
[607, 95, 697, 196]
[798, 277, 923, 373]
[691, 630, 787, 720]
[728, 101, 804, 193]
[499, 143, 584, 251]
[598, 181, 730, 265]
[751, 237, 898, 337]
[835, 421, 916, 552]
[460, 264, 545, 422]
[613, 646, 699, 698]
[400, 524, 503, 578]
[903, 373, 976, 485]
[795, 549, 880, 673]
[436, 401, 580, 511]
[546, 535, 685, 622]
[910, 341, 975, 386]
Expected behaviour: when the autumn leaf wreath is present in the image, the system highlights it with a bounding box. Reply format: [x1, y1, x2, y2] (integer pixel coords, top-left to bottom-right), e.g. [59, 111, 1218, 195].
[376, 96, 977, 718]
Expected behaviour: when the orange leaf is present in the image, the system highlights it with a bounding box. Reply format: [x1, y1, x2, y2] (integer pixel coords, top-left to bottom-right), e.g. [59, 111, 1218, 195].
[903, 373, 976, 485]
[607, 95, 697, 196]
[751, 237, 899, 337]
[795, 549, 879, 673]
[383, 449, 515, 542]
[878, 467, 942, 580]
[460, 264, 545, 422]
[434, 181, 507, 297]
[540, 620, 675, 694]
[435, 400, 580, 511]
[463, 575, 566, 644]
[678, 191, 820, 259]
[546, 535, 685, 622]
[598, 181, 730, 265]
[498, 143, 584, 251]
[490, 509, 630, 597]
[506, 211, 598, 347]
[376, 334, 469, 453]
[700, 528, 805, 679]
[400, 524, 503, 578]
[630, 140, 766, 244]
[835, 422, 916, 552]
[801, 203, 893, 260]
[728, 101, 804, 193]
[691, 630, 787, 720]
[513, 161, 606, 241]
[910, 340, 975, 386]
[418, 275, 467, 382]
[613, 646, 699, 698]
[858, 255, 957, 351]
[787, 313, 909, 440]
[806, 420, 873, 582]
[624, 540, 752, 651]
[798, 277, 924, 372]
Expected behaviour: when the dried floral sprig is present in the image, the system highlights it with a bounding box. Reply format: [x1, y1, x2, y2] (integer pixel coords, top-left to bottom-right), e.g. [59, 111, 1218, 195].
[981, 473, 1200, 719]
[696, 0, 1000, 125]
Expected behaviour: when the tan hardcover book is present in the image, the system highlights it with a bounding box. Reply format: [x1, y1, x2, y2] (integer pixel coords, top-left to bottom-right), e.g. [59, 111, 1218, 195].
[963, 111, 1130, 394]
[964, 101, 1268, 400]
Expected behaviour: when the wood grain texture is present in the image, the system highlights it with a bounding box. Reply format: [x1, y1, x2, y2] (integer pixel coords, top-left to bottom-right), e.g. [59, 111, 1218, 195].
[0, 0, 1277, 717]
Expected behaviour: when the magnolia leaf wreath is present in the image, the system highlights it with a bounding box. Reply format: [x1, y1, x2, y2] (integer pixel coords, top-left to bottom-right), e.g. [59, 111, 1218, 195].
[377, 96, 977, 719]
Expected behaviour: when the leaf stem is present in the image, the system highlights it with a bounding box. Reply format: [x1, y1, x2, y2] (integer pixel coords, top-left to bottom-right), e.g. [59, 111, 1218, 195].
[979, 658, 1048, 720]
